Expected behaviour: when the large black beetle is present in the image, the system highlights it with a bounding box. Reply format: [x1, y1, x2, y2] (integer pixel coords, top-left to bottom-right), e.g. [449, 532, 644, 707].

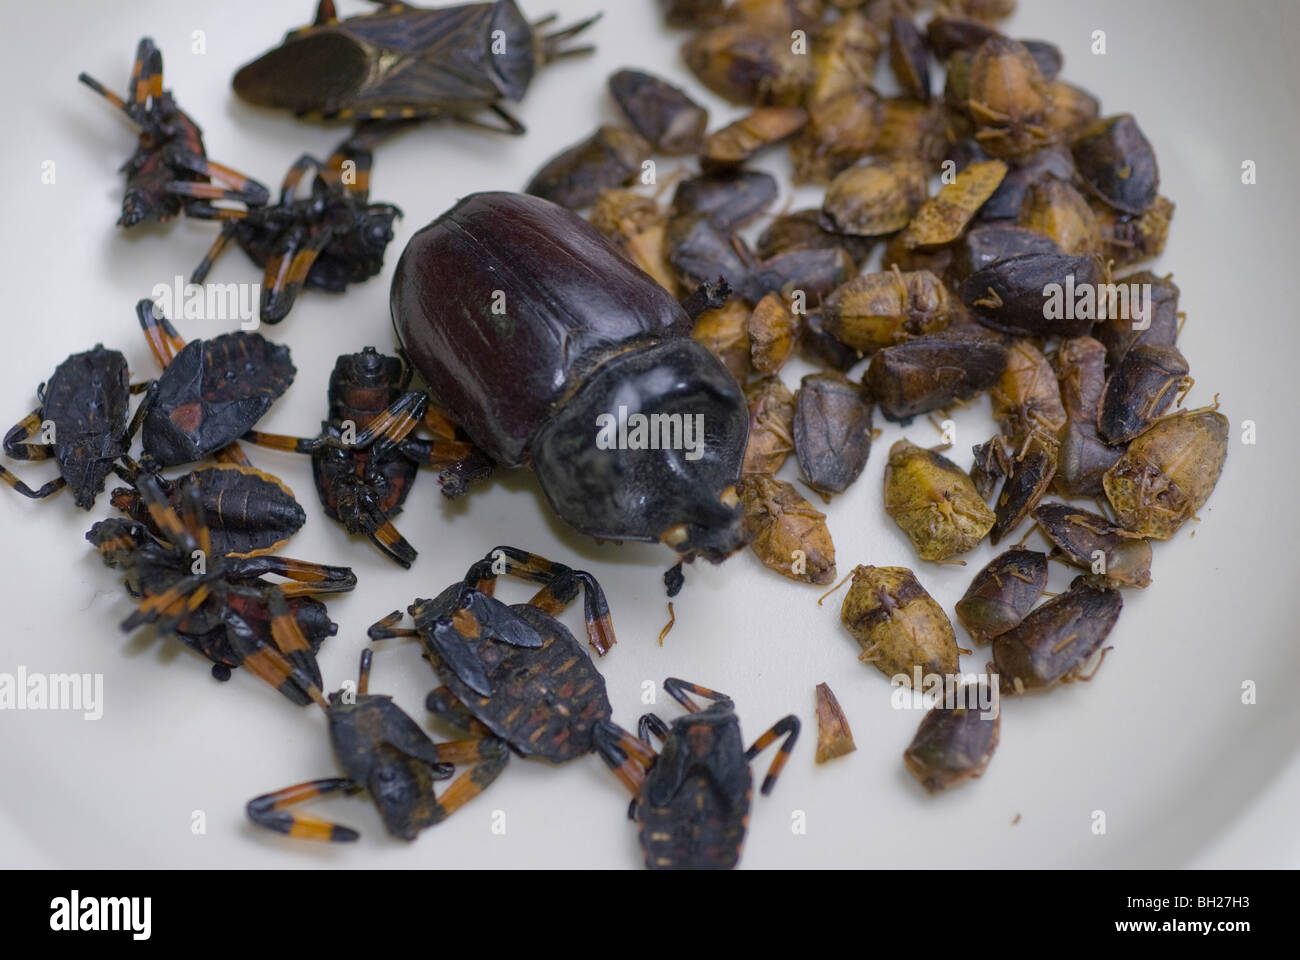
[390, 192, 749, 567]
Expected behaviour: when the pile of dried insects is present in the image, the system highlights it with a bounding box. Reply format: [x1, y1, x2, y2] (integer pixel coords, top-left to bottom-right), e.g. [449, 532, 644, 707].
[531, 0, 1229, 799]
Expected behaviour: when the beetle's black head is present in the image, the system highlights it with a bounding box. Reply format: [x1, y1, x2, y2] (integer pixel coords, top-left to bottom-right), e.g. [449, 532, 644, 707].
[232, 32, 370, 112]
[328, 347, 406, 420]
[532, 339, 749, 564]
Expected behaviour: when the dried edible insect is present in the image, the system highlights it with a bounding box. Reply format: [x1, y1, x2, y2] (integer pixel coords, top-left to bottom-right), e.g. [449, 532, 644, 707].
[702, 106, 808, 168]
[692, 298, 754, 380]
[792, 89, 883, 184]
[1016, 178, 1103, 256]
[683, 25, 812, 106]
[977, 144, 1075, 221]
[954, 548, 1047, 644]
[667, 214, 754, 293]
[1033, 502, 1152, 588]
[992, 340, 1067, 450]
[864, 332, 1008, 420]
[794, 373, 875, 496]
[1103, 405, 1228, 540]
[1054, 336, 1121, 496]
[925, 15, 998, 59]
[869, 97, 946, 164]
[1072, 114, 1159, 215]
[1022, 40, 1063, 82]
[903, 677, 1000, 793]
[882, 231, 956, 277]
[989, 430, 1057, 543]
[841, 565, 961, 679]
[900, 159, 1008, 249]
[247, 650, 454, 842]
[757, 209, 876, 265]
[609, 69, 709, 154]
[1044, 81, 1100, 139]
[808, 10, 883, 103]
[966, 36, 1052, 158]
[1097, 344, 1190, 444]
[884, 439, 996, 560]
[729, 0, 826, 31]
[244, 348, 490, 567]
[79, 38, 269, 228]
[392, 192, 749, 567]
[593, 678, 799, 869]
[1094, 195, 1175, 267]
[801, 311, 863, 371]
[672, 170, 778, 231]
[952, 225, 1060, 286]
[993, 578, 1122, 693]
[1094, 271, 1180, 367]
[525, 125, 653, 210]
[822, 267, 958, 352]
[742, 378, 797, 475]
[747, 293, 798, 375]
[970, 435, 1011, 501]
[590, 189, 677, 294]
[0, 345, 134, 509]
[814, 682, 856, 762]
[110, 464, 306, 559]
[88, 474, 355, 704]
[741, 246, 857, 306]
[961, 252, 1105, 338]
[740, 474, 836, 584]
[232, 0, 598, 131]
[188, 126, 403, 323]
[822, 159, 929, 235]
[889, 16, 931, 100]
[366, 548, 618, 826]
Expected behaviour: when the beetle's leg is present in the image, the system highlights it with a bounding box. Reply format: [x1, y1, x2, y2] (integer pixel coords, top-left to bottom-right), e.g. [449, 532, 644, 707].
[130, 38, 163, 111]
[132, 472, 199, 554]
[537, 13, 602, 64]
[398, 437, 492, 499]
[368, 610, 421, 641]
[637, 713, 669, 746]
[266, 588, 324, 691]
[593, 720, 656, 797]
[242, 430, 321, 455]
[421, 738, 510, 824]
[366, 517, 419, 569]
[743, 715, 801, 796]
[135, 298, 186, 367]
[0, 466, 64, 500]
[180, 201, 250, 223]
[449, 105, 526, 136]
[322, 143, 374, 202]
[260, 224, 334, 324]
[278, 154, 322, 205]
[3, 409, 54, 461]
[212, 442, 254, 468]
[425, 687, 495, 737]
[464, 547, 616, 655]
[229, 556, 358, 597]
[164, 150, 271, 207]
[663, 678, 735, 714]
[225, 607, 330, 710]
[247, 778, 364, 842]
[77, 71, 126, 112]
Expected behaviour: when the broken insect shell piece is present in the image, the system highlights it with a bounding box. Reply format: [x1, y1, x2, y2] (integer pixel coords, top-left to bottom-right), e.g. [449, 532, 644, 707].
[740, 474, 836, 585]
[815, 682, 856, 763]
[900, 159, 1008, 250]
[903, 676, 1000, 793]
[747, 292, 798, 376]
[1032, 502, 1152, 588]
[955, 548, 1048, 644]
[608, 69, 709, 155]
[970, 434, 1011, 501]
[702, 106, 808, 169]
[525, 126, 653, 211]
[841, 565, 961, 680]
[742, 377, 797, 476]
[884, 439, 996, 561]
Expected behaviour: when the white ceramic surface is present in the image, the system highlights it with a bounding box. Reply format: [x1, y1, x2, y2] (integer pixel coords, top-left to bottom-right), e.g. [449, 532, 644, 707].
[0, 0, 1296, 868]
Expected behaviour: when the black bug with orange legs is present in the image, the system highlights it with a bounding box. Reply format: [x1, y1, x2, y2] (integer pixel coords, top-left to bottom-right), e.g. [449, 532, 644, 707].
[110, 462, 307, 559]
[593, 678, 799, 870]
[0, 345, 150, 509]
[133, 299, 296, 467]
[243, 348, 491, 568]
[187, 128, 403, 324]
[247, 649, 458, 842]
[364, 547, 618, 822]
[87, 473, 355, 706]
[79, 37, 269, 228]
[232, 0, 600, 135]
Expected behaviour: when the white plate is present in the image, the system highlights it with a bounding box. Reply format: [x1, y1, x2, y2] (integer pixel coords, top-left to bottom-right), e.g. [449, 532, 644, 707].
[1, 0, 1297, 869]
